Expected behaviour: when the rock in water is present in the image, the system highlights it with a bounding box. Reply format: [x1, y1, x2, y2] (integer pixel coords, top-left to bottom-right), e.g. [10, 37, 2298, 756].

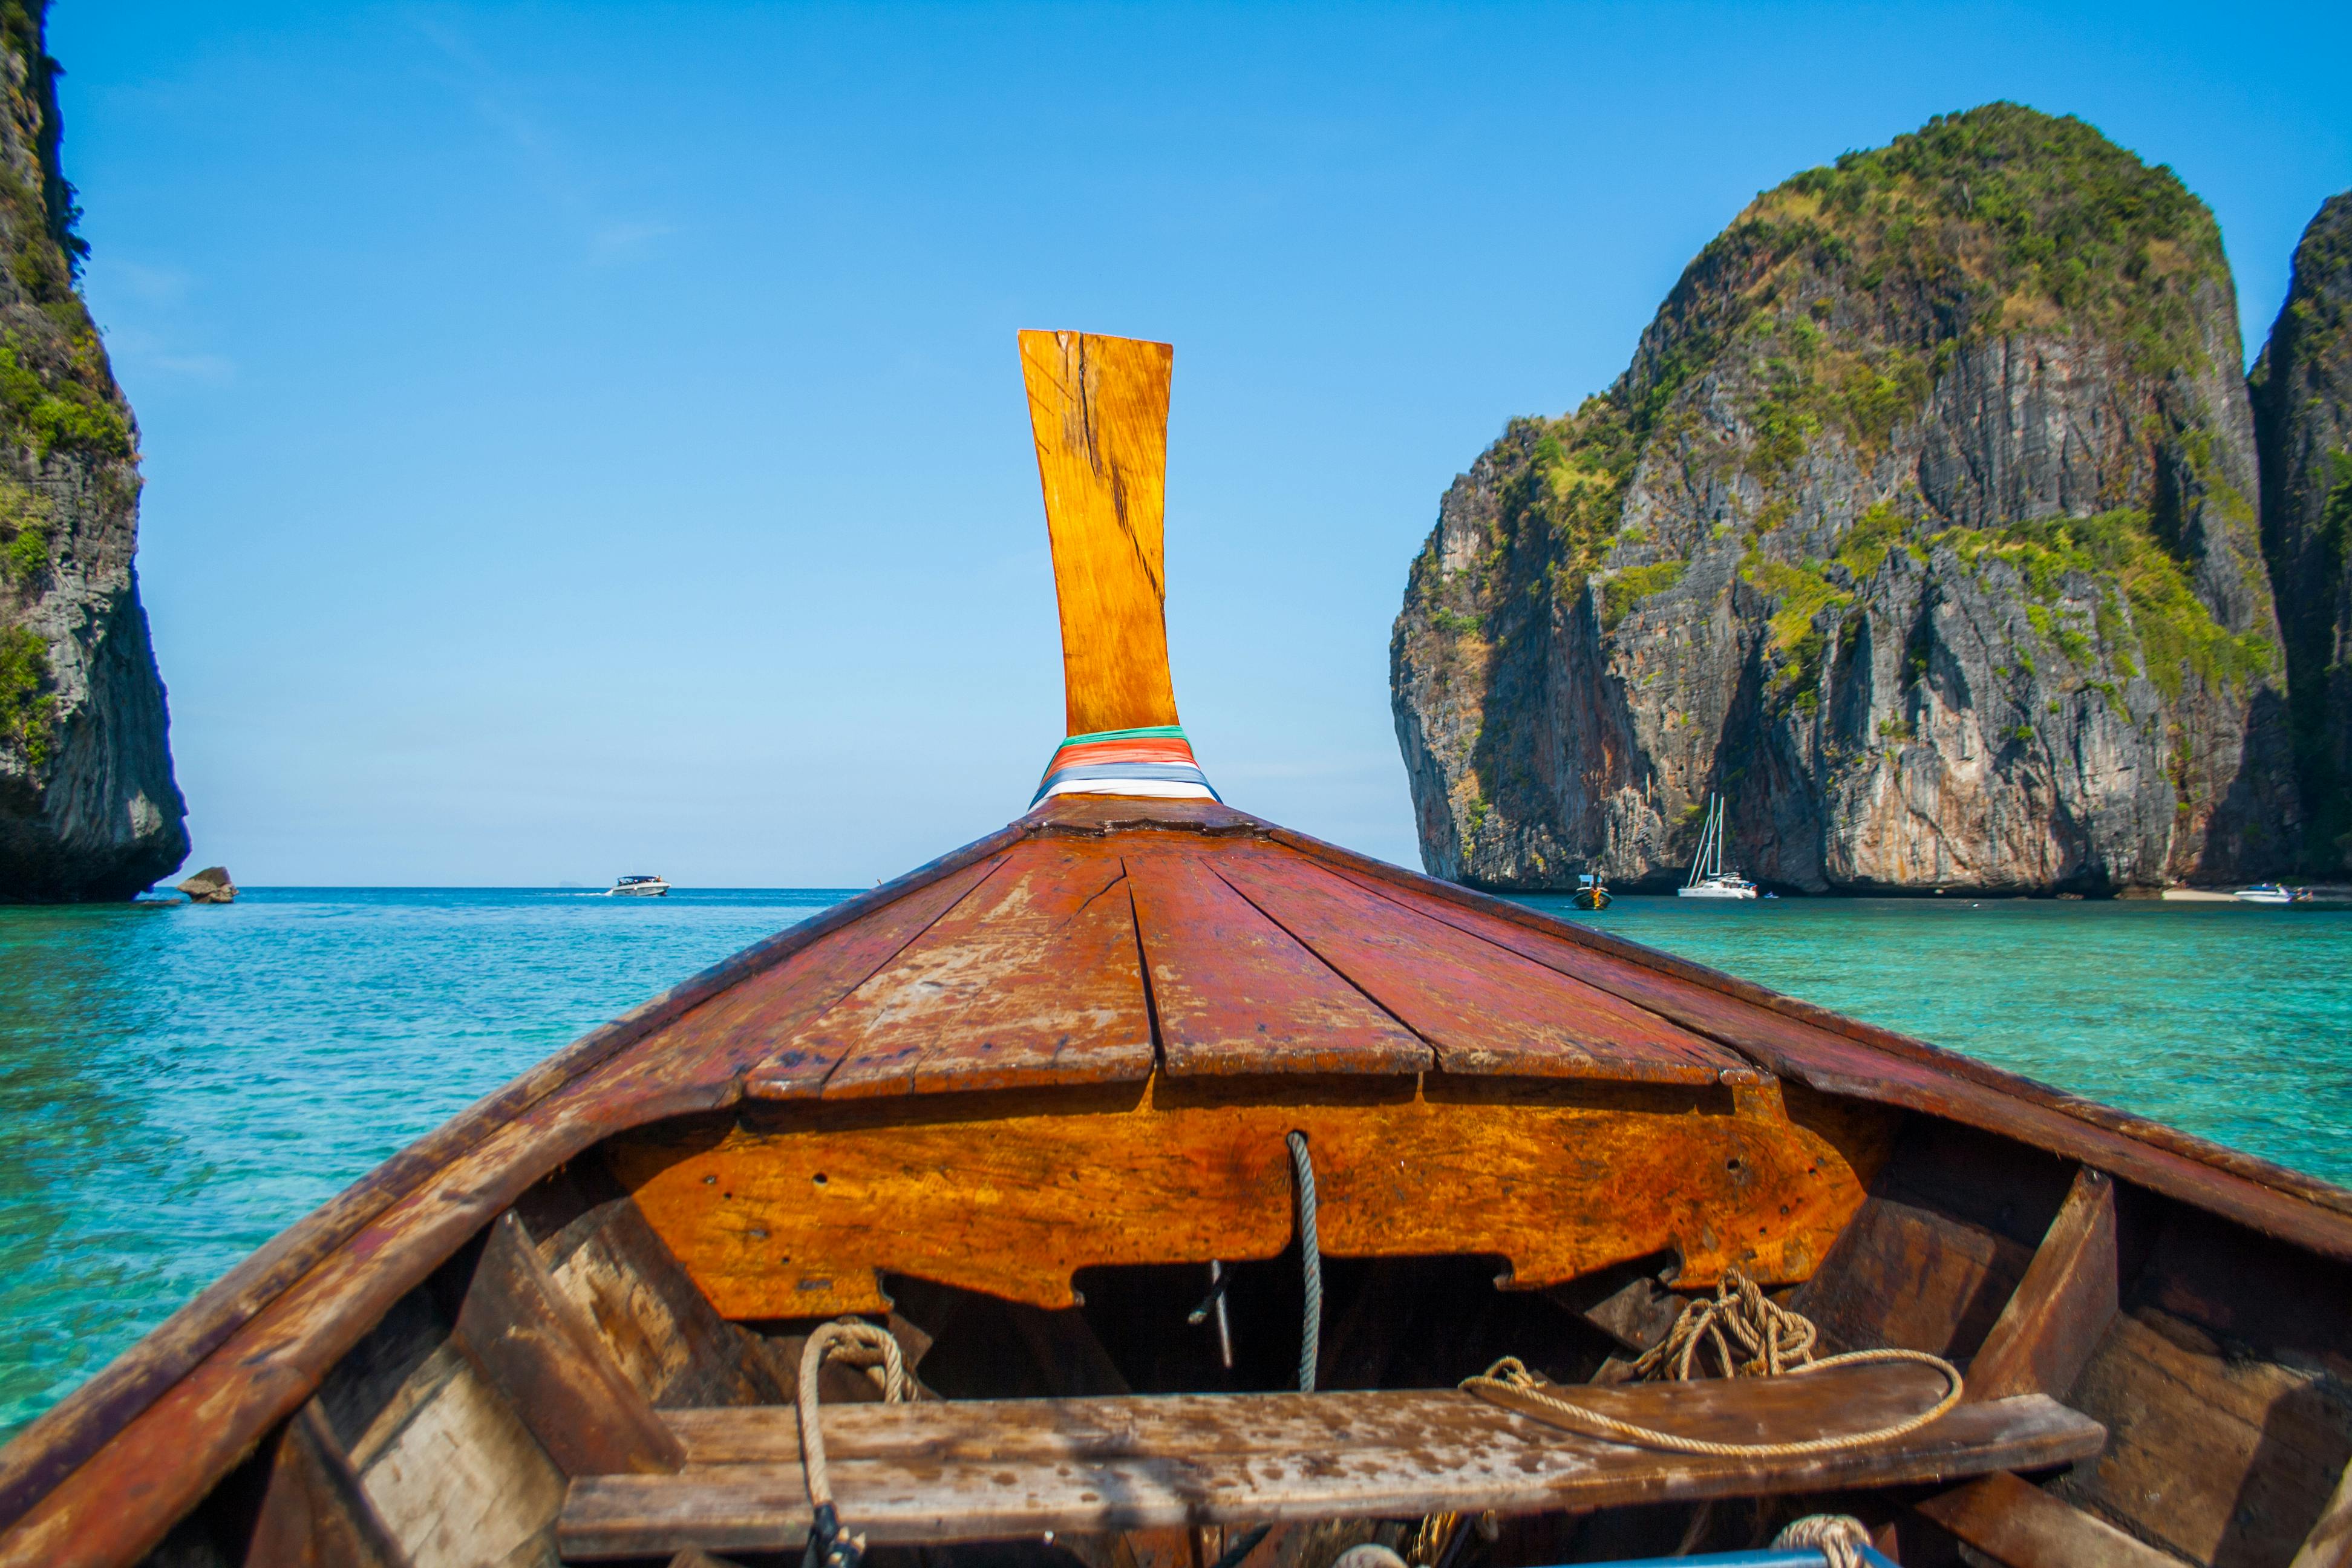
[2250, 193, 2352, 873]
[176, 866, 234, 904]
[1393, 105, 2296, 894]
[0, 9, 187, 901]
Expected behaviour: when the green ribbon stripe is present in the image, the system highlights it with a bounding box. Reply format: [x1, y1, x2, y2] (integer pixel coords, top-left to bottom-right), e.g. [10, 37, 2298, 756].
[1058, 725, 1189, 746]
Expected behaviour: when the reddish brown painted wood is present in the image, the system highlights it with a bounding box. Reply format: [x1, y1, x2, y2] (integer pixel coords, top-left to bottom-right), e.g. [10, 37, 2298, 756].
[1269, 823, 2352, 1259]
[814, 839, 1156, 1098]
[0, 818, 1026, 1558]
[454, 1213, 685, 1477]
[701, 853, 1008, 1098]
[1209, 843, 1735, 1084]
[1125, 847, 1429, 1076]
[1914, 1471, 2183, 1568]
[1968, 1167, 2120, 1402]
[243, 1400, 410, 1568]
[558, 1375, 2102, 1557]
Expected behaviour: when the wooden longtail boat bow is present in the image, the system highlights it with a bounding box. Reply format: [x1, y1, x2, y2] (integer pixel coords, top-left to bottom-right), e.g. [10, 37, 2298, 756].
[4, 331, 2351, 1568]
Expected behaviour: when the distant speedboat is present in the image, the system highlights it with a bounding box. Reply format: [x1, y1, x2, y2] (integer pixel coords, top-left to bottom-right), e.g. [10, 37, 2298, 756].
[606, 874, 671, 897]
[1677, 794, 1759, 900]
[2234, 883, 2306, 905]
[1572, 871, 1611, 910]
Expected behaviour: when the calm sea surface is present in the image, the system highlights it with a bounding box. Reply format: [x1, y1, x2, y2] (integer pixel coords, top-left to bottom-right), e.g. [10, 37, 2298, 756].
[3, 884, 2350, 1438]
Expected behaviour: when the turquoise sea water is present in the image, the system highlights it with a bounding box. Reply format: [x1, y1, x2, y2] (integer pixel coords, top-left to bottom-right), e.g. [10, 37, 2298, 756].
[2, 884, 2349, 1440]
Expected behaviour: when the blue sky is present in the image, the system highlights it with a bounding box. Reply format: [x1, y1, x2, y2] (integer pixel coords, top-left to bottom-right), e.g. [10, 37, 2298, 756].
[53, 1, 2352, 886]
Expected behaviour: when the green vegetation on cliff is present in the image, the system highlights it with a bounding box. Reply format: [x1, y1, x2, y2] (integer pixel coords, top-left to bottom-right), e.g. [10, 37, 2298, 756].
[1448, 105, 2238, 662]
[0, 0, 129, 466]
[0, 623, 51, 766]
[1935, 510, 2274, 701]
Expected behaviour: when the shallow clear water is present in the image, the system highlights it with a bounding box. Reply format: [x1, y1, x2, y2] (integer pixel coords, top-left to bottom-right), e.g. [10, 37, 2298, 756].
[2, 884, 2348, 1440]
[1527, 893, 2352, 1189]
[0, 887, 851, 1439]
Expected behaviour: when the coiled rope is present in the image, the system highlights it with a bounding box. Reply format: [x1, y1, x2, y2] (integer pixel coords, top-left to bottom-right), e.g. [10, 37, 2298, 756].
[1462, 1268, 1962, 1459]
[1289, 1130, 1321, 1393]
[797, 1319, 912, 1568]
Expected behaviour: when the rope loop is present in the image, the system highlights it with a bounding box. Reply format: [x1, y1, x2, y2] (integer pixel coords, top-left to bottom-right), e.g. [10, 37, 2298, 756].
[797, 1319, 912, 1568]
[1462, 1267, 1962, 1459]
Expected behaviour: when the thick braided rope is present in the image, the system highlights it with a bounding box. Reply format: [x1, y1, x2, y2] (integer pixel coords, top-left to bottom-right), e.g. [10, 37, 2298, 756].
[1462, 1269, 1962, 1459]
[1289, 1131, 1321, 1393]
[1774, 1514, 1872, 1568]
[797, 1319, 910, 1511]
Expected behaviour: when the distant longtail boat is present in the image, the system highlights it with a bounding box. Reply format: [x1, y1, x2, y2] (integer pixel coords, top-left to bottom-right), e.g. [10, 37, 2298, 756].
[5, 333, 2352, 1568]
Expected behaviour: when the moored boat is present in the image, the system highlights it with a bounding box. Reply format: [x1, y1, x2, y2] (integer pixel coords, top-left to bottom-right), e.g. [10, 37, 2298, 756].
[2234, 883, 2307, 905]
[7, 332, 2352, 1568]
[1572, 871, 1611, 910]
[1677, 795, 1759, 900]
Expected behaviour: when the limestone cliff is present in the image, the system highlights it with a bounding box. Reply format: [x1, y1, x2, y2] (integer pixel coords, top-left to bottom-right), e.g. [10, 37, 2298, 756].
[0, 2, 185, 900]
[2250, 193, 2352, 872]
[1394, 105, 2295, 893]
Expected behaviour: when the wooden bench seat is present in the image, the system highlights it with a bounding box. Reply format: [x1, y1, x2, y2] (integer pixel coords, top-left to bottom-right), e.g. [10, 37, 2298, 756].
[557, 1362, 2105, 1560]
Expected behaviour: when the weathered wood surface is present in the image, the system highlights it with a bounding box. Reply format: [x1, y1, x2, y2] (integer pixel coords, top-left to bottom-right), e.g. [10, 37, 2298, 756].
[0, 826, 1028, 1568]
[452, 1214, 684, 1477]
[611, 1073, 1880, 1318]
[1788, 1125, 2069, 1363]
[1259, 818, 2352, 1256]
[706, 853, 1008, 1099]
[243, 1400, 411, 1568]
[556, 1373, 2102, 1558]
[813, 840, 1157, 1099]
[1019, 328, 1180, 739]
[1795, 1191, 2036, 1358]
[1212, 843, 1738, 1084]
[1125, 848, 1429, 1076]
[348, 1342, 566, 1568]
[1914, 1471, 2186, 1568]
[539, 1194, 788, 1409]
[2060, 1306, 2352, 1567]
[2292, 1457, 2352, 1568]
[1967, 1167, 2120, 1402]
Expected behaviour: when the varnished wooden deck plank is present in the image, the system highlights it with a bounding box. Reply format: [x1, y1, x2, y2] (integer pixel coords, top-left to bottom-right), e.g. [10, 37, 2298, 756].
[813, 840, 1156, 1099]
[1125, 847, 1429, 1076]
[1210, 844, 1738, 1085]
[703, 852, 1009, 1099]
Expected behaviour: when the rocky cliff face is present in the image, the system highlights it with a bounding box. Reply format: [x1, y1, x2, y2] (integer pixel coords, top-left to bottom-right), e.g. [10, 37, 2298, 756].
[0, 3, 185, 900]
[2250, 194, 2352, 872]
[1394, 105, 2296, 893]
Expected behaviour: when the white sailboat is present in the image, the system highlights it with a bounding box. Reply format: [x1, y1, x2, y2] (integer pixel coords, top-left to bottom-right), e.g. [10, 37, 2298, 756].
[1677, 794, 1759, 900]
